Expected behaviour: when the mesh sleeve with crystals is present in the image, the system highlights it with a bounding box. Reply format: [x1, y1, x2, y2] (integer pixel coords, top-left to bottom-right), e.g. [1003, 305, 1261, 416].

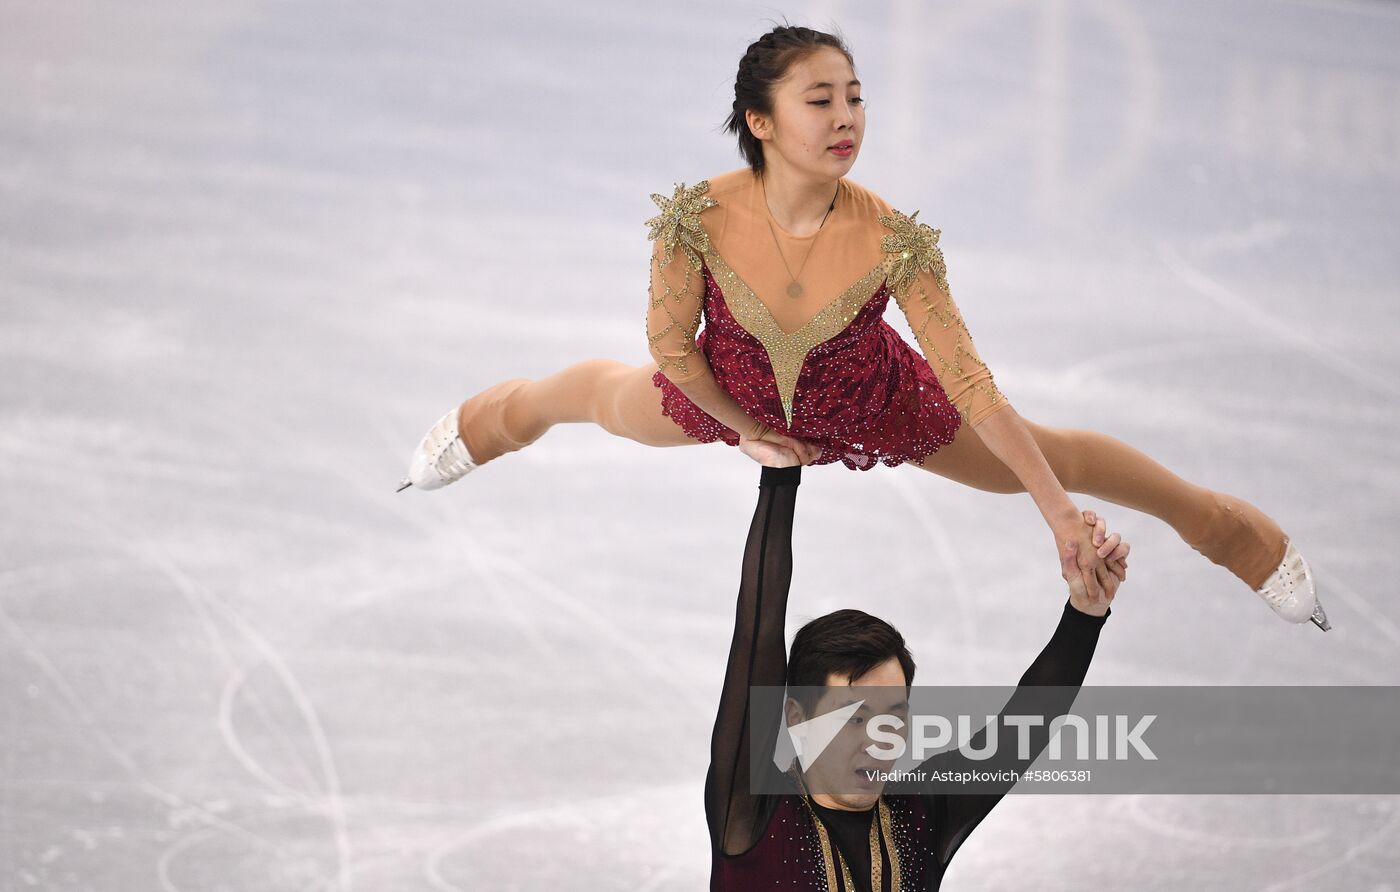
[645, 180, 722, 385]
[879, 208, 1009, 427]
[646, 234, 709, 384]
[704, 464, 800, 857]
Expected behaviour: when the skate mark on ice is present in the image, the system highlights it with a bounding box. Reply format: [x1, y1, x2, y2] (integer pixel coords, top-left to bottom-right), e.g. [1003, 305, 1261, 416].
[1258, 797, 1400, 891]
[881, 472, 984, 679]
[124, 535, 325, 797]
[0, 566, 285, 856]
[1157, 241, 1400, 399]
[422, 784, 691, 891]
[441, 492, 708, 710]
[1059, 336, 1240, 392]
[137, 545, 355, 891]
[1123, 795, 1327, 849]
[156, 828, 217, 892]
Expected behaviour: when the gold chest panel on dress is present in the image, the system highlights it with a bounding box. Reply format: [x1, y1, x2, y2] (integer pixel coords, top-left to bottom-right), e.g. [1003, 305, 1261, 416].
[704, 251, 888, 426]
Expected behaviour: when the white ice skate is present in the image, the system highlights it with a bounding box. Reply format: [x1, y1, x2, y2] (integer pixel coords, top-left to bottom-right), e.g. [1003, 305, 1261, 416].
[397, 406, 477, 492]
[1254, 540, 1331, 631]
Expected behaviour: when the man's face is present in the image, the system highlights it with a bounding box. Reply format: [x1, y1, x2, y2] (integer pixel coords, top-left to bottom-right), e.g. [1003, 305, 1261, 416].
[786, 656, 910, 811]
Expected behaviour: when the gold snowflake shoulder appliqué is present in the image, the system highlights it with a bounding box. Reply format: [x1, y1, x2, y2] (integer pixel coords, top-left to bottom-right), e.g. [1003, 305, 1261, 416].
[646, 180, 718, 272]
[879, 208, 949, 295]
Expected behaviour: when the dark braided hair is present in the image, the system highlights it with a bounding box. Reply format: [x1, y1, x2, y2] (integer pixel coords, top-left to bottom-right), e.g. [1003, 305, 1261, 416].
[724, 25, 854, 174]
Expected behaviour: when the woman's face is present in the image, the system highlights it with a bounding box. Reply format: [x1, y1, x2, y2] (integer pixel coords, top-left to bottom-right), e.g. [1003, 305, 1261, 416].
[749, 46, 865, 181]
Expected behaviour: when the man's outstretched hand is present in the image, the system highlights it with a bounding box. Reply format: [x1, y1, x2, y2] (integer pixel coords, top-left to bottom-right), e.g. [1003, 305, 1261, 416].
[738, 430, 812, 467]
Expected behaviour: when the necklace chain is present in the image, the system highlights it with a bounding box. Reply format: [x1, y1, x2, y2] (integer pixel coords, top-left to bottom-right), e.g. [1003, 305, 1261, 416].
[764, 183, 839, 299]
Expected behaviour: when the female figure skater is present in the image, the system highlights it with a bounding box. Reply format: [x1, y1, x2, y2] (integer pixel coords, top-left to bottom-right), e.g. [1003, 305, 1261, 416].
[398, 25, 1328, 630]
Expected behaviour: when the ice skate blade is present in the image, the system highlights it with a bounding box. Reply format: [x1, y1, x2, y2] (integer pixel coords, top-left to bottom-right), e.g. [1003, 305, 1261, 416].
[396, 479, 413, 493]
[1309, 599, 1332, 632]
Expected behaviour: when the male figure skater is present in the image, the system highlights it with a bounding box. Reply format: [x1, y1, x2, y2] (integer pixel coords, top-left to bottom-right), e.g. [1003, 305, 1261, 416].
[707, 448, 1128, 890]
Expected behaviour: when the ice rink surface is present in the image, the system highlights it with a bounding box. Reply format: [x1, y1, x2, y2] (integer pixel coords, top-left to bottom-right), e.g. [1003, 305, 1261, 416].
[3, 0, 1399, 888]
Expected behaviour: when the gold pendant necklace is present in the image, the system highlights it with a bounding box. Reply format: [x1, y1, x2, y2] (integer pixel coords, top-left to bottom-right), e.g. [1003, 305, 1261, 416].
[764, 183, 839, 299]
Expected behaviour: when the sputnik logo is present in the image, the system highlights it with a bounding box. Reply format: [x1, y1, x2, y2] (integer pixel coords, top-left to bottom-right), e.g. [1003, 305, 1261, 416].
[777, 700, 865, 771]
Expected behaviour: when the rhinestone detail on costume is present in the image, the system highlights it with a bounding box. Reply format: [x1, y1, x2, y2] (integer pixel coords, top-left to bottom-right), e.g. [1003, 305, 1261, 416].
[646, 185, 983, 471]
[880, 208, 1005, 425]
[653, 266, 963, 471]
[705, 251, 886, 426]
[645, 180, 717, 382]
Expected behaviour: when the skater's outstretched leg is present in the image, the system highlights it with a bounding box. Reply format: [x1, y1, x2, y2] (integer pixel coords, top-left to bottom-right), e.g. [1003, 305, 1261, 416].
[910, 418, 1286, 591]
[458, 359, 697, 464]
[400, 360, 699, 492]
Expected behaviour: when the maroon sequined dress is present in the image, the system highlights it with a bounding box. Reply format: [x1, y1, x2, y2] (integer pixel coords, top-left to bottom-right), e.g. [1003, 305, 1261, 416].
[651, 267, 963, 471]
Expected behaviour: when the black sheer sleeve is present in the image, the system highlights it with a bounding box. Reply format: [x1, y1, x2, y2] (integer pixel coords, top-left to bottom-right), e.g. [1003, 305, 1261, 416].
[704, 465, 802, 857]
[910, 600, 1109, 866]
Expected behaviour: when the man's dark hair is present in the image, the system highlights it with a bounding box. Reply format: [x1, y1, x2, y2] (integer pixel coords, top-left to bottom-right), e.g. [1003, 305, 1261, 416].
[723, 25, 855, 174]
[786, 609, 916, 713]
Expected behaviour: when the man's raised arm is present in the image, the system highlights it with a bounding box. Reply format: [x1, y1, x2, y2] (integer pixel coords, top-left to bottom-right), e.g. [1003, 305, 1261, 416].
[704, 465, 802, 857]
[905, 526, 1125, 866]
